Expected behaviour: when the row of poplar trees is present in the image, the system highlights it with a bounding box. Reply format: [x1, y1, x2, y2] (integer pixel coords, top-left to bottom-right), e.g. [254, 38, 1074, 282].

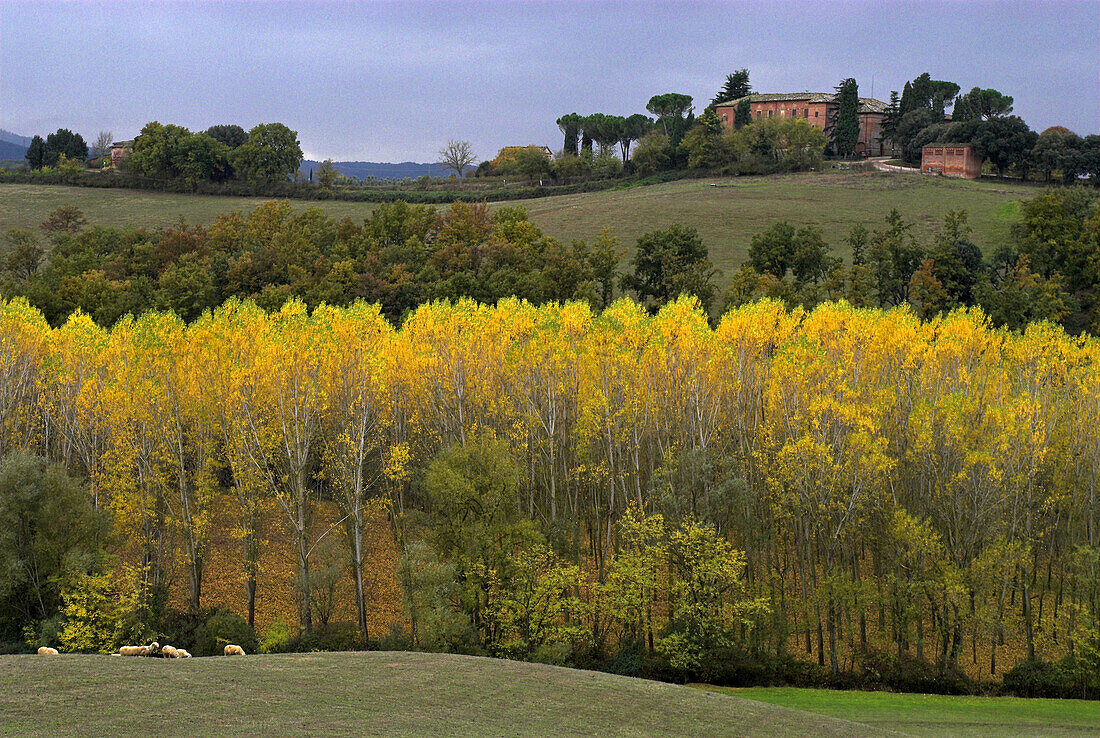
[2, 293, 1099, 677]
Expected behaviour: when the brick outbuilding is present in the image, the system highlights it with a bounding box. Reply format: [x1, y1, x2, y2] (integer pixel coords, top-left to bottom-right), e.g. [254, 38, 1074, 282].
[920, 143, 982, 179]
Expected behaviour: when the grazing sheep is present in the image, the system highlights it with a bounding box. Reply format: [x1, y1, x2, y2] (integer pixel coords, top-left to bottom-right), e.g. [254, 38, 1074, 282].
[160, 645, 178, 658]
[174, 649, 192, 659]
[223, 644, 245, 656]
[36, 647, 59, 655]
[139, 641, 160, 657]
[118, 645, 144, 657]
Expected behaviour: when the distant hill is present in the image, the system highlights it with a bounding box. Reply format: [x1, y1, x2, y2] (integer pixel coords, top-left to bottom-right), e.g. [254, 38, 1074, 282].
[0, 129, 32, 149]
[0, 140, 26, 161]
[300, 160, 471, 181]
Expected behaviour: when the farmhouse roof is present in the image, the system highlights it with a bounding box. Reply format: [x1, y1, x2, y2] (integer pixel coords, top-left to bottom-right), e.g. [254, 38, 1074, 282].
[111, 140, 135, 148]
[716, 93, 888, 114]
[924, 142, 974, 148]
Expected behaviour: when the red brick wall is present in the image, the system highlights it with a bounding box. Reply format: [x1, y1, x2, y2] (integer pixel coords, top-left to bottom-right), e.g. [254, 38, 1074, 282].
[718, 101, 886, 155]
[921, 145, 982, 179]
[858, 113, 884, 156]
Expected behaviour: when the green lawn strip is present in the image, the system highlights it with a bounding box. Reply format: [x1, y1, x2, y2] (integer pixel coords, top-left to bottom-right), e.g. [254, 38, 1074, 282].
[0, 652, 887, 737]
[694, 685, 1100, 737]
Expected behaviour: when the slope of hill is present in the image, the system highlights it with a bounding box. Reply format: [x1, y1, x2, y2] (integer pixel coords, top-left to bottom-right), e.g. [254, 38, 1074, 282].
[0, 651, 887, 737]
[0, 140, 27, 160]
[0, 129, 32, 148]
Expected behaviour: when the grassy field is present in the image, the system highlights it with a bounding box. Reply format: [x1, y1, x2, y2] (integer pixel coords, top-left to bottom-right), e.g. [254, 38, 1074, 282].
[0, 652, 884, 737]
[697, 685, 1100, 737]
[0, 173, 1041, 282]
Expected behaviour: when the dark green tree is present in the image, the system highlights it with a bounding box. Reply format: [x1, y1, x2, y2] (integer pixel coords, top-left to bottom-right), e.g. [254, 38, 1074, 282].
[847, 223, 869, 266]
[830, 78, 860, 158]
[619, 114, 652, 162]
[24, 136, 46, 170]
[927, 210, 984, 305]
[679, 110, 731, 169]
[881, 91, 901, 148]
[1082, 135, 1100, 182]
[953, 87, 1014, 122]
[229, 123, 304, 184]
[2, 229, 43, 280]
[622, 223, 718, 311]
[556, 113, 584, 157]
[898, 81, 914, 117]
[43, 129, 88, 167]
[424, 432, 536, 643]
[179, 133, 232, 185]
[0, 452, 108, 643]
[709, 69, 751, 109]
[895, 108, 941, 164]
[1031, 128, 1083, 184]
[733, 99, 752, 128]
[748, 221, 797, 277]
[970, 116, 1036, 177]
[866, 209, 925, 306]
[129, 121, 192, 180]
[646, 93, 694, 138]
[205, 124, 248, 149]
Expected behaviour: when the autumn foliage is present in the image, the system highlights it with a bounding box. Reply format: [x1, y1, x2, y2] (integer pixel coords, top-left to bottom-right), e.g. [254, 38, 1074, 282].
[3, 293, 1100, 687]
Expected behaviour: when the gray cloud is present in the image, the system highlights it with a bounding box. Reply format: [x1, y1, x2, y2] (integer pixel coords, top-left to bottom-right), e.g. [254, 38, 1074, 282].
[1, 0, 1096, 162]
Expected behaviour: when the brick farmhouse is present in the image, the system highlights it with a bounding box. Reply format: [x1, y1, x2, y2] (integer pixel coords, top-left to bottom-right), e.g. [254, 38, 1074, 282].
[110, 140, 134, 169]
[920, 143, 982, 179]
[714, 93, 889, 156]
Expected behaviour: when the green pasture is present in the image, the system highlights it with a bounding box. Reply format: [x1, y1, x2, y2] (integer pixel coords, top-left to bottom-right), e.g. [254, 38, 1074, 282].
[698, 685, 1100, 737]
[0, 651, 882, 737]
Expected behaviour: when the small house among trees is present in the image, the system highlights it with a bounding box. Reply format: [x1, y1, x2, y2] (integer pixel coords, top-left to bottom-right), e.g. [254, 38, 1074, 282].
[920, 142, 981, 179]
[110, 140, 134, 169]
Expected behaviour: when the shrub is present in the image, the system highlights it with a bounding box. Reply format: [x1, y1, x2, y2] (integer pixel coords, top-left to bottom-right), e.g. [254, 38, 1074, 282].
[855, 647, 977, 695]
[259, 616, 293, 654]
[285, 622, 366, 653]
[191, 608, 256, 657]
[1001, 658, 1071, 698]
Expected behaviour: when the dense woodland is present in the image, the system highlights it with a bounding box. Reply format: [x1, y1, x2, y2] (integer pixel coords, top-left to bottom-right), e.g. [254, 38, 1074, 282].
[1, 292, 1100, 697]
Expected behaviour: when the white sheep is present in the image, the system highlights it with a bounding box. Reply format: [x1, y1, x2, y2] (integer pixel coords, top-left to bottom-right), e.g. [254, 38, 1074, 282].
[160, 645, 178, 658]
[36, 646, 59, 655]
[139, 641, 160, 657]
[223, 644, 245, 656]
[174, 648, 192, 659]
[118, 645, 144, 657]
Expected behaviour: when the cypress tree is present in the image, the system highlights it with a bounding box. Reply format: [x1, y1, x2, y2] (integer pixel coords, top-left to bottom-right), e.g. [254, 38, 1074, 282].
[25, 135, 46, 170]
[831, 78, 861, 158]
[734, 99, 752, 129]
[899, 81, 914, 117]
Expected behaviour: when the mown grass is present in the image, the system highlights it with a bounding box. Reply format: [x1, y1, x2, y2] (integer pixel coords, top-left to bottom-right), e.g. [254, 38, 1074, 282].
[0, 652, 884, 737]
[0, 172, 1041, 286]
[696, 685, 1100, 737]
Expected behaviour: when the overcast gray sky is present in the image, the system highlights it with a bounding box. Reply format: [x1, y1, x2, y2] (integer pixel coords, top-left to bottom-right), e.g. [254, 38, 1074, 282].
[1, 1, 1097, 162]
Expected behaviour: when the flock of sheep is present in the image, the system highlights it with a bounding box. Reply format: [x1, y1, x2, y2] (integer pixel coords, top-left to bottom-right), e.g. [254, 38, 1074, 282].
[36, 643, 247, 658]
